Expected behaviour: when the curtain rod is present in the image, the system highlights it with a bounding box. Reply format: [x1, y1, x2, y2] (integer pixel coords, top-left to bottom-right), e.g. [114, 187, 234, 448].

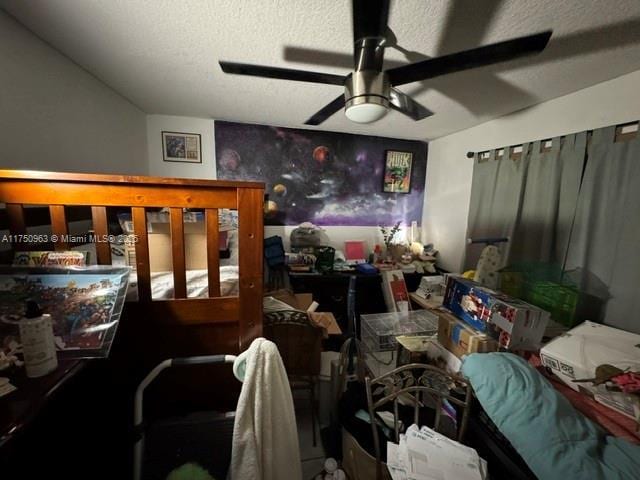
[465, 120, 639, 159]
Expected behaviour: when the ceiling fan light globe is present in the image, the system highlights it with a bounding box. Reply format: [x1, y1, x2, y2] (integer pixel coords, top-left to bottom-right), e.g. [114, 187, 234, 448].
[345, 102, 388, 123]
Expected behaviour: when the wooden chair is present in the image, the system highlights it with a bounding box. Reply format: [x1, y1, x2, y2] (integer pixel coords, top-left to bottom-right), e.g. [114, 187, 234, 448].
[365, 363, 473, 480]
[263, 310, 323, 446]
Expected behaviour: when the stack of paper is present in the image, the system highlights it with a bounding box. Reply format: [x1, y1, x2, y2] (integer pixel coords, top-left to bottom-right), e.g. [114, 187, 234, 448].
[386, 424, 487, 480]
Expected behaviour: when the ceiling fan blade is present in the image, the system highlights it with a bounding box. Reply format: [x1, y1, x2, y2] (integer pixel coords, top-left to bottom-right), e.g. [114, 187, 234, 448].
[219, 61, 346, 86]
[389, 88, 433, 121]
[352, 0, 390, 71]
[386, 31, 552, 86]
[304, 95, 345, 125]
[384, 27, 430, 64]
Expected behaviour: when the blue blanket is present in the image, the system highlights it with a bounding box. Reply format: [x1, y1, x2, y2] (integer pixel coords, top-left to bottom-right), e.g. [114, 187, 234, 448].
[462, 353, 640, 480]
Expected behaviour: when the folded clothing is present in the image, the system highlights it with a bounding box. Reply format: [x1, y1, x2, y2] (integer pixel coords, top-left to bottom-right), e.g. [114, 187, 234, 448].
[462, 353, 640, 480]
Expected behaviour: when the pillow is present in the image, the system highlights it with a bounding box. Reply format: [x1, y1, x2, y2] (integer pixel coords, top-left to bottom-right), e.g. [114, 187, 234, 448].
[461, 353, 640, 480]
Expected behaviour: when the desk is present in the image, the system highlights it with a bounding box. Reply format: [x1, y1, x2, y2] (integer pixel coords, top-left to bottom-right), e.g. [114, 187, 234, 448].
[0, 359, 86, 452]
[288, 272, 387, 336]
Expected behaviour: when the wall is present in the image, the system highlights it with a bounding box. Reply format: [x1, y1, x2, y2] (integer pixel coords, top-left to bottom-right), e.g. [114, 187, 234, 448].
[422, 69, 640, 273]
[148, 115, 426, 254]
[0, 11, 147, 174]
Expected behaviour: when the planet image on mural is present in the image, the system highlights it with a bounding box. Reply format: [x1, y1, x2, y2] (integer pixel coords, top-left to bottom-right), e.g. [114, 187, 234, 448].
[272, 183, 287, 197]
[312, 145, 330, 164]
[219, 149, 241, 170]
[264, 200, 279, 218]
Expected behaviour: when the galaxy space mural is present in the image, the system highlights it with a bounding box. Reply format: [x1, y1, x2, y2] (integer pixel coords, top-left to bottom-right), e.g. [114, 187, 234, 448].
[214, 121, 428, 226]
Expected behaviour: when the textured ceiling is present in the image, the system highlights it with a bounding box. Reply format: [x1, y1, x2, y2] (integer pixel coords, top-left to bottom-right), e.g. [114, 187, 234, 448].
[2, 0, 640, 140]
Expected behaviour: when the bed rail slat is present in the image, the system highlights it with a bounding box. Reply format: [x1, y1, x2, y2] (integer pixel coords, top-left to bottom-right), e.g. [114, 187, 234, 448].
[49, 205, 69, 250]
[206, 208, 221, 297]
[7, 203, 27, 235]
[143, 297, 239, 325]
[238, 188, 264, 350]
[132, 207, 151, 302]
[6, 204, 27, 251]
[170, 208, 187, 299]
[6, 204, 26, 234]
[91, 206, 112, 265]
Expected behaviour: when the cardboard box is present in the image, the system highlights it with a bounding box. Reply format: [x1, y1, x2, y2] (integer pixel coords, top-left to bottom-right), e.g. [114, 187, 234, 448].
[540, 321, 640, 418]
[309, 312, 342, 336]
[265, 289, 341, 336]
[267, 290, 313, 311]
[443, 276, 495, 331]
[126, 222, 230, 272]
[147, 222, 206, 272]
[444, 276, 549, 350]
[489, 296, 549, 351]
[394, 337, 461, 374]
[437, 308, 497, 358]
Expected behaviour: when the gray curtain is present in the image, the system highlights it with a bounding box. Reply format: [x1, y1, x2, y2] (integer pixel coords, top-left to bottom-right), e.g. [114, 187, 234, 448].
[465, 133, 587, 269]
[465, 145, 529, 269]
[510, 134, 586, 264]
[564, 126, 640, 333]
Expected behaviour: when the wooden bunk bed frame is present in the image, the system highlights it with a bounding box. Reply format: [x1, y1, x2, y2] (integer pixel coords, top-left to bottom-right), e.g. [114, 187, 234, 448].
[0, 170, 265, 359]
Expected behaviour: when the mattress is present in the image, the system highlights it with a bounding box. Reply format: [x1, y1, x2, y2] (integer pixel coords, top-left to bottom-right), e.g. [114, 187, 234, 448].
[126, 266, 239, 301]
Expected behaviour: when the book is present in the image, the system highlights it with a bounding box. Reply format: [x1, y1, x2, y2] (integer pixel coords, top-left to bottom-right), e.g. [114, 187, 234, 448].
[13, 251, 88, 267]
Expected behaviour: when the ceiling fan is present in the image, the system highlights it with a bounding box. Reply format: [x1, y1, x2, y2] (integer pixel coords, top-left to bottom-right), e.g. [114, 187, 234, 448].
[219, 0, 552, 125]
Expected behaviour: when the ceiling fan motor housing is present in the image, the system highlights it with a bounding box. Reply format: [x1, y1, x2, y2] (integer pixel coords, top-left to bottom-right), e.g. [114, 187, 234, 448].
[344, 70, 390, 122]
[345, 70, 390, 107]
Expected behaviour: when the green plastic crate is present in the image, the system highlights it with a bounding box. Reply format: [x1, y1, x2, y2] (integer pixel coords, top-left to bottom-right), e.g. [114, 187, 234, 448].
[499, 264, 581, 328]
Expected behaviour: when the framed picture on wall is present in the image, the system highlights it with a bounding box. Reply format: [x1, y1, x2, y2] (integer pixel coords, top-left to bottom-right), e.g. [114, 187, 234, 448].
[383, 150, 413, 193]
[161, 131, 202, 163]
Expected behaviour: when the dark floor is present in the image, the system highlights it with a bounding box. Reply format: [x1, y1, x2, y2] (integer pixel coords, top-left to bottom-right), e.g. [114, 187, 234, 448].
[293, 390, 327, 479]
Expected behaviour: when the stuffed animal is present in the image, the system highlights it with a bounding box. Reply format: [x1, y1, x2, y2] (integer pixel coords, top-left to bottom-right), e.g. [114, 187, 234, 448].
[411, 255, 437, 274]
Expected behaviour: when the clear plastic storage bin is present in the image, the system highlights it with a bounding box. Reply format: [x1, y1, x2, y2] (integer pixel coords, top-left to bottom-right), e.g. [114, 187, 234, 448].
[361, 309, 438, 352]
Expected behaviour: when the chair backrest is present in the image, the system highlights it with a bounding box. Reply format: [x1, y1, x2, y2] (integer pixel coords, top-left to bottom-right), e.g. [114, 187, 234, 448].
[364, 363, 472, 480]
[263, 310, 322, 377]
